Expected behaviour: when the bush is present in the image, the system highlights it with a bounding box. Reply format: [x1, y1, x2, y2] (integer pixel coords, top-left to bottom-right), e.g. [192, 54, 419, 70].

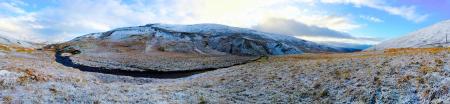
[419, 64, 437, 74]
[0, 45, 11, 52]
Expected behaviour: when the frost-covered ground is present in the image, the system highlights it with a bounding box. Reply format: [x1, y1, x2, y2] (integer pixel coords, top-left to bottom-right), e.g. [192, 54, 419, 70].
[1, 48, 450, 103]
[71, 51, 257, 71]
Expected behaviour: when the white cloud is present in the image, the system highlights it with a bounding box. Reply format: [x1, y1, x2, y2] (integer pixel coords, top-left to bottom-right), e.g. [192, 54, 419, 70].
[0, 2, 26, 14]
[0, 14, 41, 41]
[0, 0, 156, 42]
[378, 6, 428, 23]
[253, 18, 354, 38]
[253, 18, 380, 45]
[154, 0, 360, 32]
[0, 0, 361, 43]
[296, 36, 380, 45]
[320, 0, 428, 23]
[360, 15, 383, 23]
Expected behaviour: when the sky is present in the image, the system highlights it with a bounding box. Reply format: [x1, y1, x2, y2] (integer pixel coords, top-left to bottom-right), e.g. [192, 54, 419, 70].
[0, 0, 449, 46]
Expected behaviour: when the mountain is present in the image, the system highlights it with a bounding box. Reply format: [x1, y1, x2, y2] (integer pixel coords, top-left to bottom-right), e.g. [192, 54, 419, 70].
[0, 35, 39, 53]
[46, 23, 360, 71]
[64, 23, 353, 56]
[367, 20, 450, 50]
[317, 41, 371, 50]
[0, 35, 36, 48]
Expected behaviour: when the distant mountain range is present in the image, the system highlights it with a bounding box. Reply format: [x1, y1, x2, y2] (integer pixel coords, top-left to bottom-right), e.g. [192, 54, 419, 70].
[63, 23, 359, 56]
[367, 19, 450, 50]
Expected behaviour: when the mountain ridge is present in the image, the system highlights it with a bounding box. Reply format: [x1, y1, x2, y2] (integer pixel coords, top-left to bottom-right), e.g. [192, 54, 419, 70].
[67, 23, 358, 56]
[367, 19, 450, 50]
[0, 34, 37, 48]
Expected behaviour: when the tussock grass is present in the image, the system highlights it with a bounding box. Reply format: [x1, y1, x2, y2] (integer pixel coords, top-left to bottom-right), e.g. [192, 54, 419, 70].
[384, 47, 450, 55]
[0, 44, 11, 52]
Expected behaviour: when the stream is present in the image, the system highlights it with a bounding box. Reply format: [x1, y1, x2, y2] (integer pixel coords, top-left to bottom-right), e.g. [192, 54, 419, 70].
[54, 52, 258, 78]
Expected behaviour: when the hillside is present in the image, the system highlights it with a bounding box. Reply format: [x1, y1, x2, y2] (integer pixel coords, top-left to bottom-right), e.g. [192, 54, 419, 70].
[47, 23, 359, 72]
[67, 23, 354, 55]
[0, 35, 37, 48]
[0, 35, 36, 54]
[368, 20, 450, 50]
[1, 47, 450, 103]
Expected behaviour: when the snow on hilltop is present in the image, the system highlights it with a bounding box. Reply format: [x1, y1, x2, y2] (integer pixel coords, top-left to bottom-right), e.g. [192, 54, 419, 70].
[368, 20, 450, 50]
[69, 23, 355, 56]
[0, 35, 36, 48]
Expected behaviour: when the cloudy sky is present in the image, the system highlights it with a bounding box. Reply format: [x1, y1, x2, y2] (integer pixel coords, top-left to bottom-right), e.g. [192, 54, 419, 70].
[0, 0, 449, 45]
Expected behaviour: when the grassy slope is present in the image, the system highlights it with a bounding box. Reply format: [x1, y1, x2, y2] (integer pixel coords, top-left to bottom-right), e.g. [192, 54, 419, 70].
[1, 48, 450, 103]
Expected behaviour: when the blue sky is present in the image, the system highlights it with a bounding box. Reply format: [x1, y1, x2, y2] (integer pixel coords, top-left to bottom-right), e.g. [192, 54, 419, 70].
[0, 0, 449, 45]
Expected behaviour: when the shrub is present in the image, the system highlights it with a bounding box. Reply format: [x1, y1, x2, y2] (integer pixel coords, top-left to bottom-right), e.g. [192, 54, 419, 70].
[397, 75, 413, 83]
[319, 89, 329, 98]
[157, 46, 165, 52]
[0, 45, 11, 52]
[435, 59, 444, 67]
[416, 77, 426, 84]
[335, 70, 351, 80]
[17, 69, 51, 85]
[419, 64, 437, 74]
[2, 96, 13, 103]
[198, 96, 206, 104]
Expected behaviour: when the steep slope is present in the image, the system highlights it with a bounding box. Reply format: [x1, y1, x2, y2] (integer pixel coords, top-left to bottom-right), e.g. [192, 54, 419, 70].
[368, 20, 450, 50]
[67, 23, 347, 56]
[0, 35, 37, 53]
[0, 35, 36, 48]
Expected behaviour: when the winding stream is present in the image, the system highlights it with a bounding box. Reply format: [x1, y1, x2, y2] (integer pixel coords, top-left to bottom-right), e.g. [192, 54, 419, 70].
[54, 52, 258, 78]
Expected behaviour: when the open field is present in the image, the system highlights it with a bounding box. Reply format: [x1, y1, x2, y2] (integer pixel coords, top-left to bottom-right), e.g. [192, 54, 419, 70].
[70, 51, 258, 72]
[1, 48, 450, 103]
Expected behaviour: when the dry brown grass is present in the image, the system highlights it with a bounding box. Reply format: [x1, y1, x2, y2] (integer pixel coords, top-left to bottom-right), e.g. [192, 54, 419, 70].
[335, 70, 352, 80]
[435, 59, 444, 67]
[0, 44, 34, 53]
[415, 77, 426, 84]
[384, 47, 450, 55]
[15, 48, 34, 53]
[397, 75, 414, 83]
[2, 96, 13, 104]
[17, 69, 52, 85]
[0, 44, 11, 52]
[419, 64, 438, 74]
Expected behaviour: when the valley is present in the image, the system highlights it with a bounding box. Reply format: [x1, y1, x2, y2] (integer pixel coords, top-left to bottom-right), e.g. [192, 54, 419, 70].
[1, 47, 450, 103]
[54, 52, 259, 78]
[2, 22, 450, 104]
[1, 1, 449, 103]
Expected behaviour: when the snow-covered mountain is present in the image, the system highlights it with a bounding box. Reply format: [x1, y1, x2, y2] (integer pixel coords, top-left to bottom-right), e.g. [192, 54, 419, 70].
[0, 34, 36, 48]
[367, 20, 450, 50]
[65, 23, 356, 56]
